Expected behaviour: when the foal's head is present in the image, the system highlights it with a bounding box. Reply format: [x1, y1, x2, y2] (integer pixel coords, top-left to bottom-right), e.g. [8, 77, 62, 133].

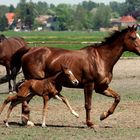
[60, 65, 79, 86]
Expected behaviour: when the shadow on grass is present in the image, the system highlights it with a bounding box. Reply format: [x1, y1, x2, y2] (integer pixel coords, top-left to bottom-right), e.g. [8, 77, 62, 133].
[1, 121, 87, 129]
[1, 121, 118, 130]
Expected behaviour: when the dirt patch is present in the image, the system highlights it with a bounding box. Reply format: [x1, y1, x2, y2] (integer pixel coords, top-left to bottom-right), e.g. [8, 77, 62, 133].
[0, 59, 139, 140]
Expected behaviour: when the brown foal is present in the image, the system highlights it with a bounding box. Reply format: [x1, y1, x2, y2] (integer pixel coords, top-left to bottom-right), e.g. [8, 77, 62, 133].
[0, 65, 79, 127]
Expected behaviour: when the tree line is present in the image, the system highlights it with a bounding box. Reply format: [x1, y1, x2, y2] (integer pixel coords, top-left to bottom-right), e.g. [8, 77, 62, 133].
[0, 0, 139, 31]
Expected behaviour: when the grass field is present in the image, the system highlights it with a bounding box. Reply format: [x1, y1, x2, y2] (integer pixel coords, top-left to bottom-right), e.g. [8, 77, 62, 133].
[1, 30, 140, 56]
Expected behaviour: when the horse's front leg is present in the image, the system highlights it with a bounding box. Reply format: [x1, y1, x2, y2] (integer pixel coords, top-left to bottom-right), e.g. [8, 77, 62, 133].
[84, 83, 94, 127]
[42, 96, 49, 128]
[97, 87, 120, 120]
[5, 65, 12, 94]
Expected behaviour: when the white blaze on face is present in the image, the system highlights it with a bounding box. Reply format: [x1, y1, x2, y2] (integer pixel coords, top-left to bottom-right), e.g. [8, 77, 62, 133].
[68, 70, 73, 76]
[136, 33, 140, 39]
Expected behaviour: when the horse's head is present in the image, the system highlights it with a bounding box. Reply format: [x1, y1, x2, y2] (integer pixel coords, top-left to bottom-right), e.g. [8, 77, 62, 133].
[61, 65, 79, 86]
[123, 25, 140, 55]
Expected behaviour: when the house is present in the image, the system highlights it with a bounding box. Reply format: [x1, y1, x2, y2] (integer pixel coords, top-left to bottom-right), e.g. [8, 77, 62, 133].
[35, 15, 55, 28]
[5, 12, 15, 26]
[111, 15, 137, 28]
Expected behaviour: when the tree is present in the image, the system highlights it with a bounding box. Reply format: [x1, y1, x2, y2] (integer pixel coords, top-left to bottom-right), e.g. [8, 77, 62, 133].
[93, 4, 111, 29]
[0, 15, 8, 31]
[0, 5, 8, 17]
[109, 1, 126, 17]
[15, 0, 35, 30]
[9, 4, 15, 12]
[82, 1, 97, 11]
[54, 4, 74, 30]
[125, 0, 140, 19]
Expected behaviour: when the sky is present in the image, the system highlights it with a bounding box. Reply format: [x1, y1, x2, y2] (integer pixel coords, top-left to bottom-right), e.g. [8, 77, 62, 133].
[0, 0, 125, 6]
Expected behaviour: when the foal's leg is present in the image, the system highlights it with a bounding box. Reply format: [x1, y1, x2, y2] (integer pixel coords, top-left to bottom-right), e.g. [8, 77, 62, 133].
[4, 99, 22, 127]
[0, 95, 18, 114]
[55, 94, 79, 118]
[97, 87, 120, 120]
[42, 96, 49, 127]
[4, 95, 34, 127]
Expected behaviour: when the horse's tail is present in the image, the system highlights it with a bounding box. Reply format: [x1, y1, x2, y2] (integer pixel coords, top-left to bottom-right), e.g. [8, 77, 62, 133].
[10, 46, 31, 79]
[15, 79, 25, 92]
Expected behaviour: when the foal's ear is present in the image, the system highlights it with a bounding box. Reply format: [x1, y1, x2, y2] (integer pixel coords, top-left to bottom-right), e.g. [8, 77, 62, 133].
[60, 64, 68, 71]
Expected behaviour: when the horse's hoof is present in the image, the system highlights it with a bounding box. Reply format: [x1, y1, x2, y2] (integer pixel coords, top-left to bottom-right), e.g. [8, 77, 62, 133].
[27, 121, 34, 127]
[100, 112, 108, 121]
[87, 121, 94, 128]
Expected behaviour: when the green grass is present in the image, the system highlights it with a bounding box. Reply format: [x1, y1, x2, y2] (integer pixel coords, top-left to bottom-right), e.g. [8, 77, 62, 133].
[1, 30, 140, 56]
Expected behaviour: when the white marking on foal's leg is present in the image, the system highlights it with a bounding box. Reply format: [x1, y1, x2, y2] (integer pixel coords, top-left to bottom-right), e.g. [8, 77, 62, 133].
[55, 95, 63, 101]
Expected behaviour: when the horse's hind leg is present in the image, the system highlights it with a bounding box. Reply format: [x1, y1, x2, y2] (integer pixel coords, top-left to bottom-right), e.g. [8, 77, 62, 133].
[55, 94, 79, 118]
[97, 87, 120, 120]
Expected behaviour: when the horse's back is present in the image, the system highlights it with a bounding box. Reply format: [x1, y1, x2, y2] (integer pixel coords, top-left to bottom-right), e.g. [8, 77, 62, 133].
[21, 46, 92, 86]
[0, 36, 27, 65]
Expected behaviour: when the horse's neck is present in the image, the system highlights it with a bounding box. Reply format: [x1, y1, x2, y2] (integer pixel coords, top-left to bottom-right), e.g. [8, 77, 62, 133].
[96, 40, 124, 68]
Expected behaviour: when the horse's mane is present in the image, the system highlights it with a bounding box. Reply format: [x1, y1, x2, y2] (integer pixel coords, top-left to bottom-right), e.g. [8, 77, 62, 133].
[81, 27, 130, 50]
[0, 34, 6, 42]
[100, 28, 129, 45]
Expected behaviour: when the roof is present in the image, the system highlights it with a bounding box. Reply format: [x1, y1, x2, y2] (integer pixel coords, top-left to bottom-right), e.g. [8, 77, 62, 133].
[120, 15, 136, 23]
[6, 12, 15, 25]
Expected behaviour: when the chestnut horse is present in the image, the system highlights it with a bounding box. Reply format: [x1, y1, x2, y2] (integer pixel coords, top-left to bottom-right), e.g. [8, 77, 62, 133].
[11, 25, 140, 128]
[0, 34, 27, 93]
[0, 65, 79, 127]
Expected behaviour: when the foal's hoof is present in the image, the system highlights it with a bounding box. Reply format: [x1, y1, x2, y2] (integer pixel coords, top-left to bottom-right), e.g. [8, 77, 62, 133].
[71, 110, 79, 118]
[9, 92, 13, 95]
[9, 91, 17, 95]
[42, 124, 46, 128]
[3, 120, 9, 127]
[100, 112, 108, 121]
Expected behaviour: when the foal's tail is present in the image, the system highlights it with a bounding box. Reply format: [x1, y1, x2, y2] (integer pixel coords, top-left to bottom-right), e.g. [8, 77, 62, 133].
[10, 46, 31, 79]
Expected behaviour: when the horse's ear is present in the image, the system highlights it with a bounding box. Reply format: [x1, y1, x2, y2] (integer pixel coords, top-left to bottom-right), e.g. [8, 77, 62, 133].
[128, 25, 137, 31]
[134, 24, 137, 31]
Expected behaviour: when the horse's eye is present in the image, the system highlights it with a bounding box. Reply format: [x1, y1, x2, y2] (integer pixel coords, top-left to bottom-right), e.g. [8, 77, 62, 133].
[129, 36, 136, 40]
